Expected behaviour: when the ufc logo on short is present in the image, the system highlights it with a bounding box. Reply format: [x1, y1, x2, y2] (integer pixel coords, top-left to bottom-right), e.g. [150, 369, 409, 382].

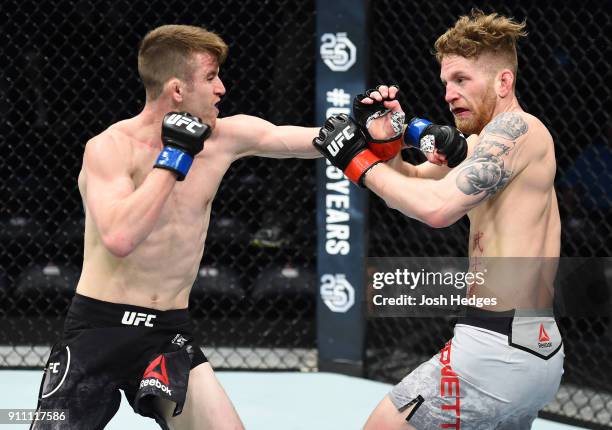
[328, 125, 355, 156]
[165, 113, 203, 133]
[121, 311, 157, 327]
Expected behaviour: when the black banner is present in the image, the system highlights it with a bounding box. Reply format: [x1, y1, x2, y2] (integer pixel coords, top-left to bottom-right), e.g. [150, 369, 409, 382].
[315, 0, 369, 375]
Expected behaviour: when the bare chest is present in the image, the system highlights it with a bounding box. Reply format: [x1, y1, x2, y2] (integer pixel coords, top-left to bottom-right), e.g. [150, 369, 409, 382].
[467, 176, 552, 256]
[132, 145, 232, 223]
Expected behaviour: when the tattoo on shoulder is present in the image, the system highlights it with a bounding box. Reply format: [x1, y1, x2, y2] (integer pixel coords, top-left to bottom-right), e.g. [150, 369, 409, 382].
[455, 138, 514, 205]
[474, 138, 512, 157]
[483, 113, 528, 140]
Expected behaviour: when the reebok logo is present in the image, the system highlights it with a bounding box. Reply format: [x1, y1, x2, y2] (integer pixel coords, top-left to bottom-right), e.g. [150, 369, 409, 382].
[140, 355, 172, 396]
[121, 311, 156, 327]
[328, 125, 355, 156]
[143, 355, 169, 385]
[538, 323, 552, 348]
[140, 378, 172, 396]
[539, 324, 550, 342]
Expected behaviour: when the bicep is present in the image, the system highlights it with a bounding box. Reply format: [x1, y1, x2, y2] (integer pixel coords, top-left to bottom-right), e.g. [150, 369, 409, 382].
[224, 115, 319, 159]
[442, 146, 515, 212]
[83, 138, 134, 230]
[439, 118, 528, 214]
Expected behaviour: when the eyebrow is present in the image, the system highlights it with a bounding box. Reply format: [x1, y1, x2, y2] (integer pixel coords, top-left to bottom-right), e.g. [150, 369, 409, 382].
[441, 71, 466, 84]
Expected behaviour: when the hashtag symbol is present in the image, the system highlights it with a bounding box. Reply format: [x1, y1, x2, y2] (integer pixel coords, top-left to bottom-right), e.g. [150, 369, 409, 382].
[326, 88, 351, 107]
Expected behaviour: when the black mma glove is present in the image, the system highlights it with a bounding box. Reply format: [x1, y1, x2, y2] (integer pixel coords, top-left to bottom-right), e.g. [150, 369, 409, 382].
[154, 112, 211, 180]
[404, 117, 468, 168]
[352, 85, 405, 160]
[313, 114, 382, 186]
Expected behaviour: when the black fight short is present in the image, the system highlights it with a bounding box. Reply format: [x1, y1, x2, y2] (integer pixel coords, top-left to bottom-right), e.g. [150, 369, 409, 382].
[30, 293, 208, 430]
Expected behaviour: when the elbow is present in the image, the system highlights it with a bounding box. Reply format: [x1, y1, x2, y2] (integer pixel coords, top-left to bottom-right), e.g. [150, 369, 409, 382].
[423, 211, 455, 229]
[379, 179, 461, 228]
[101, 232, 136, 258]
[386, 196, 456, 228]
[422, 202, 463, 228]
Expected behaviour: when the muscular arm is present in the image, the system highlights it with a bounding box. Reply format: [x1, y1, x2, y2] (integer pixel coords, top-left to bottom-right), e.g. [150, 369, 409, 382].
[385, 133, 479, 179]
[83, 134, 177, 257]
[220, 115, 321, 159]
[386, 154, 451, 179]
[365, 113, 529, 227]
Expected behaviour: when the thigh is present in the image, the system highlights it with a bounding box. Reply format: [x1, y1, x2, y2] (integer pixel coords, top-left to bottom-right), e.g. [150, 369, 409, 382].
[495, 413, 537, 430]
[363, 395, 418, 430]
[31, 342, 122, 430]
[387, 355, 461, 430]
[155, 362, 244, 430]
[387, 338, 510, 429]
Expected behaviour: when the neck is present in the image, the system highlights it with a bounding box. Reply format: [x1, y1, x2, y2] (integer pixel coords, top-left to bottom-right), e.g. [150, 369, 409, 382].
[134, 98, 176, 148]
[141, 96, 176, 122]
[493, 94, 522, 118]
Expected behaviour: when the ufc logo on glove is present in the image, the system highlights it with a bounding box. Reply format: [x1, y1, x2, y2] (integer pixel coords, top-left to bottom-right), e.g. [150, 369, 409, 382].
[328, 125, 355, 156]
[164, 113, 204, 134]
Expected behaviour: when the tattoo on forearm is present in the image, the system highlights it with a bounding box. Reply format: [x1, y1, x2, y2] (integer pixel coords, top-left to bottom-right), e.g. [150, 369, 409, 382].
[483, 112, 528, 140]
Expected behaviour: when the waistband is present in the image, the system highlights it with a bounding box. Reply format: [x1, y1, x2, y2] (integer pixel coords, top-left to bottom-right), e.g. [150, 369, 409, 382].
[456, 307, 515, 336]
[67, 293, 191, 328]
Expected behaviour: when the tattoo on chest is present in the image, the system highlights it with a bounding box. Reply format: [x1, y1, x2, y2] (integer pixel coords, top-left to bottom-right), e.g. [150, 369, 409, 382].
[469, 231, 485, 295]
[472, 231, 484, 253]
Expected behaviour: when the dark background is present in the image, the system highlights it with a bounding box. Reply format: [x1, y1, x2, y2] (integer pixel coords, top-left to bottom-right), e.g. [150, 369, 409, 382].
[0, 0, 610, 427]
[366, 1, 611, 427]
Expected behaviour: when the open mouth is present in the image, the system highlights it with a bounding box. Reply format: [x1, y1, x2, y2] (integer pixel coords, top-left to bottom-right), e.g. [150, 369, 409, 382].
[452, 107, 469, 116]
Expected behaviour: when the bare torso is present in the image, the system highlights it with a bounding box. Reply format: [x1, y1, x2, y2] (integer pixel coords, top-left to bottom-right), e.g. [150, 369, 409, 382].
[466, 112, 560, 310]
[76, 118, 235, 309]
[74, 109, 319, 310]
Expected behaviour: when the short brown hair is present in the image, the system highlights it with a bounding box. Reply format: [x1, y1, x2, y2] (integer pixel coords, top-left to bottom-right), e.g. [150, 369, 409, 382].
[138, 24, 228, 100]
[434, 10, 527, 74]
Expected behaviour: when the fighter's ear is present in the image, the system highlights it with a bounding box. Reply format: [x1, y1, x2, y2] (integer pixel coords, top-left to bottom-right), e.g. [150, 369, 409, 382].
[165, 78, 185, 103]
[496, 69, 514, 98]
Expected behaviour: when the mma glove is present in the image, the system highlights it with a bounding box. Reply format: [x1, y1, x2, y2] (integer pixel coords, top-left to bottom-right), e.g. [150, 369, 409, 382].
[154, 112, 211, 180]
[313, 114, 381, 187]
[404, 118, 468, 168]
[352, 85, 405, 160]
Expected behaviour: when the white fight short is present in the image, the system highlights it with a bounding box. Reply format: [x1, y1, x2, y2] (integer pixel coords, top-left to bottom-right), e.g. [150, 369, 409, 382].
[389, 309, 564, 429]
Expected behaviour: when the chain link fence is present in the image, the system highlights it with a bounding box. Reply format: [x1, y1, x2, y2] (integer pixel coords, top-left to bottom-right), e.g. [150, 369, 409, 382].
[366, 0, 611, 428]
[0, 0, 317, 370]
[1, 1, 611, 427]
